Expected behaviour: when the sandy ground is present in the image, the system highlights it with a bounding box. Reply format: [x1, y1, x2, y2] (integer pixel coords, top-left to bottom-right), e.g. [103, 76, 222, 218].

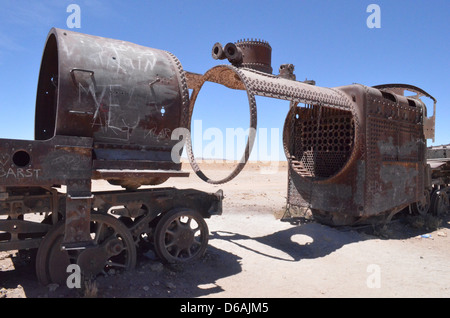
[1, 160, 449, 298]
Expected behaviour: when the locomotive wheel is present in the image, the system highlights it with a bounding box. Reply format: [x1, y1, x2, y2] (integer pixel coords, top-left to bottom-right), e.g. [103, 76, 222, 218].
[430, 188, 450, 216]
[409, 190, 431, 216]
[154, 208, 209, 263]
[36, 213, 136, 285]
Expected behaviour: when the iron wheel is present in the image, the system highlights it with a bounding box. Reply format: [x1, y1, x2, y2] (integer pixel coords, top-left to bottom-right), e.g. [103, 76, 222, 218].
[154, 208, 209, 263]
[430, 188, 450, 216]
[36, 213, 136, 285]
[409, 190, 431, 216]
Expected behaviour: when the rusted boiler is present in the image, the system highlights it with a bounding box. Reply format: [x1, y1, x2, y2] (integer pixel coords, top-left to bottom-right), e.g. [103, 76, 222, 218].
[35, 28, 190, 189]
[186, 39, 437, 226]
[283, 84, 436, 225]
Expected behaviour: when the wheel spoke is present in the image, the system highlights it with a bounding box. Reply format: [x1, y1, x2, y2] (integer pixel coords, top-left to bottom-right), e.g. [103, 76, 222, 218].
[93, 222, 104, 244]
[166, 240, 176, 248]
[171, 246, 181, 258]
[191, 226, 200, 234]
[106, 260, 128, 268]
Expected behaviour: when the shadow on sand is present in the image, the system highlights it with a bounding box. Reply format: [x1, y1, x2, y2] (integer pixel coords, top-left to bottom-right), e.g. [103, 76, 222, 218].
[0, 213, 448, 298]
[210, 212, 450, 262]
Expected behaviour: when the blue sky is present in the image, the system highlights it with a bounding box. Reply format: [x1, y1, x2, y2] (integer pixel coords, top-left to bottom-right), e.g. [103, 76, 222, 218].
[0, 0, 448, 161]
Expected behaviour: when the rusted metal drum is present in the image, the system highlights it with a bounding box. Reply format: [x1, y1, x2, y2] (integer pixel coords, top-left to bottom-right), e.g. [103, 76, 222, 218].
[35, 28, 190, 189]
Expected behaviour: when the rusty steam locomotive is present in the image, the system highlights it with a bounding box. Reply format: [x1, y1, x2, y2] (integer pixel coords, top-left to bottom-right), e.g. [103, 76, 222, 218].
[0, 29, 445, 285]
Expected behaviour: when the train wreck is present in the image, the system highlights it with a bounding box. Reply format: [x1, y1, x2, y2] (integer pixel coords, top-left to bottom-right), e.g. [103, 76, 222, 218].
[0, 29, 446, 285]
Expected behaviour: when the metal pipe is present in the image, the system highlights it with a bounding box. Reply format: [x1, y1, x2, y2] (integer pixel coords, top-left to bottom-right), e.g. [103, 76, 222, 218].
[224, 42, 243, 65]
[211, 42, 226, 60]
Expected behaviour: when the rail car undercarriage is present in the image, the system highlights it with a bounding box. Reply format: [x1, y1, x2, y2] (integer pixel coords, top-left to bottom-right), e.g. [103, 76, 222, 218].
[1, 185, 222, 285]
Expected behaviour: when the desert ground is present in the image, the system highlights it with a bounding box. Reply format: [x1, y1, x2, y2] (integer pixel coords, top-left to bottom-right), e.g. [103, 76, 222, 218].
[0, 160, 449, 298]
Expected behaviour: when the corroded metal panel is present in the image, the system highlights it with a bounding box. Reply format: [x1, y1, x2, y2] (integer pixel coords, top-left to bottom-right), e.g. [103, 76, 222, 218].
[0, 136, 92, 187]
